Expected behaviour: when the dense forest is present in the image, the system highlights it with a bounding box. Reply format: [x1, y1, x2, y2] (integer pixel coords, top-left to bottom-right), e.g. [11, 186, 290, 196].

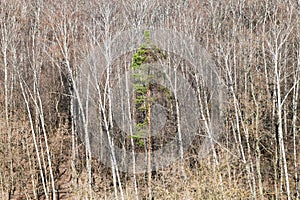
[0, 0, 300, 199]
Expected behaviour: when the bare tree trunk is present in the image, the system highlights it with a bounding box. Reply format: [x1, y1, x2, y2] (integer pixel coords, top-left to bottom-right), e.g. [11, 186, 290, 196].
[0, 12, 14, 199]
[124, 64, 139, 200]
[292, 44, 300, 200]
[268, 37, 291, 200]
[19, 75, 49, 200]
[147, 68, 152, 200]
[31, 5, 57, 196]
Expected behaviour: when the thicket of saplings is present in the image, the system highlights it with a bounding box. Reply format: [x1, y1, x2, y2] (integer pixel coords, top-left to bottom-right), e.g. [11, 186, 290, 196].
[0, 0, 299, 199]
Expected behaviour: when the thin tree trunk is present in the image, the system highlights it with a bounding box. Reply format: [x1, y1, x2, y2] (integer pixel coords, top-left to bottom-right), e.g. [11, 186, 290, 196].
[19, 76, 49, 200]
[147, 71, 152, 200]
